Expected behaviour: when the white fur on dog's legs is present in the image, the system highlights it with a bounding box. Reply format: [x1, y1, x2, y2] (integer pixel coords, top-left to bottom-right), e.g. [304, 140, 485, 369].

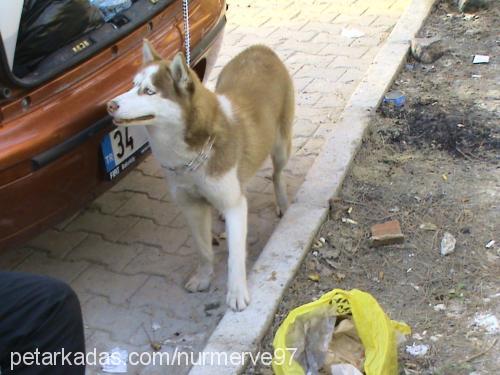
[271, 135, 291, 217]
[224, 195, 250, 311]
[177, 192, 214, 292]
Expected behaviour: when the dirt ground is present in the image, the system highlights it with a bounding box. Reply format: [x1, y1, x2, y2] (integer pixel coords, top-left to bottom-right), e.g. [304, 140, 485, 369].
[247, 1, 499, 374]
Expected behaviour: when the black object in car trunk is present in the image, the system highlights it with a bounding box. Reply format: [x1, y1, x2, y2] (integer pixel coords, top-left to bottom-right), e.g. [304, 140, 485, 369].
[14, 0, 104, 77]
[1, 0, 175, 89]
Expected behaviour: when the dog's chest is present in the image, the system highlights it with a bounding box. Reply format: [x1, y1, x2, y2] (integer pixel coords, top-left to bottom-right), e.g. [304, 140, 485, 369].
[167, 171, 202, 197]
[167, 167, 241, 210]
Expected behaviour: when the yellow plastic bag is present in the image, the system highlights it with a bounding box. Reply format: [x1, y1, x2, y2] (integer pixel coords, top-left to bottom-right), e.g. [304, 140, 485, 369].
[273, 289, 411, 375]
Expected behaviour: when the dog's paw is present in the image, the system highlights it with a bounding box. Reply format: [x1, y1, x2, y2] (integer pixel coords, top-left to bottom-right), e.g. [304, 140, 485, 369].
[185, 270, 212, 292]
[226, 283, 250, 311]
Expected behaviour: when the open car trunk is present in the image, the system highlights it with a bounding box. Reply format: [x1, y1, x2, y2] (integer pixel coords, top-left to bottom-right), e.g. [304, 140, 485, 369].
[0, 0, 175, 90]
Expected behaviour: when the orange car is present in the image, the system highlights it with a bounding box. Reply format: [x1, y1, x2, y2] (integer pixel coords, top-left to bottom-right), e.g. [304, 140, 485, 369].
[0, 0, 226, 250]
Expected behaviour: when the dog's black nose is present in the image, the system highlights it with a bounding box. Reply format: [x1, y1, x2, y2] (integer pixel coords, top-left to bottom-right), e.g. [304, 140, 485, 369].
[107, 100, 119, 114]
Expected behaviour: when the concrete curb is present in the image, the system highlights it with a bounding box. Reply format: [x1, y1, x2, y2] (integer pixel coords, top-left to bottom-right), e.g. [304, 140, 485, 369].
[189, 1, 438, 373]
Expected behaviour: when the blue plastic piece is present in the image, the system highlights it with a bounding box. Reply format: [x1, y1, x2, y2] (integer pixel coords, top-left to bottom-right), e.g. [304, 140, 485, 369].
[383, 90, 406, 108]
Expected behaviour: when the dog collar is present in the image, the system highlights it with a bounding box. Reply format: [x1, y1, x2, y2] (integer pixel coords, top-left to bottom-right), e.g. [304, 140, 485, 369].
[162, 135, 216, 174]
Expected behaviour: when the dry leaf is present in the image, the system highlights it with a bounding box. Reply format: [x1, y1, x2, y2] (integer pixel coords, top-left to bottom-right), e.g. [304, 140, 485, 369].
[308, 273, 320, 282]
[334, 272, 346, 281]
[151, 341, 162, 351]
[419, 222, 438, 231]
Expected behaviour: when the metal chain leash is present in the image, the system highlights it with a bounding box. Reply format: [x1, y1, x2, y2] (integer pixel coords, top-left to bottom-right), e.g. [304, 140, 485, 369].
[182, 0, 191, 66]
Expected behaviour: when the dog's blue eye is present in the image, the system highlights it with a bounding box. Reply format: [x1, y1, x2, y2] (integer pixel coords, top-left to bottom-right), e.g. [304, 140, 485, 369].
[144, 88, 156, 95]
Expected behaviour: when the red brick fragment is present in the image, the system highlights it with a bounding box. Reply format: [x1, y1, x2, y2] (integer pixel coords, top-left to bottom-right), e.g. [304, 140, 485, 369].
[370, 220, 404, 247]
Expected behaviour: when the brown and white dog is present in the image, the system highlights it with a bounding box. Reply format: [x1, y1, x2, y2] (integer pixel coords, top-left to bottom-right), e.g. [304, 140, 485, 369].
[107, 41, 294, 311]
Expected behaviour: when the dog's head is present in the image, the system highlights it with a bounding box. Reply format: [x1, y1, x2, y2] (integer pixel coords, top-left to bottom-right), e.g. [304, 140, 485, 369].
[107, 40, 197, 128]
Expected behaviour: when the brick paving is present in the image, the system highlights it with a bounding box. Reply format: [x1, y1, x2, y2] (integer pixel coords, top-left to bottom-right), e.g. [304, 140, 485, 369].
[1, 0, 409, 373]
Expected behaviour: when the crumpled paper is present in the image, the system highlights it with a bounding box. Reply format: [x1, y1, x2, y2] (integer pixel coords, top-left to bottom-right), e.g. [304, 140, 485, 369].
[322, 318, 365, 373]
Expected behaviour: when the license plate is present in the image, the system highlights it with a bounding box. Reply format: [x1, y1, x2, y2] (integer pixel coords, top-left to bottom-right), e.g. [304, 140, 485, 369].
[100, 126, 150, 180]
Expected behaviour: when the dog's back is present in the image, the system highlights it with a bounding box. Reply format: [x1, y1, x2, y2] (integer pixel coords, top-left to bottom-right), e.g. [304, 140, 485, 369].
[215, 45, 294, 184]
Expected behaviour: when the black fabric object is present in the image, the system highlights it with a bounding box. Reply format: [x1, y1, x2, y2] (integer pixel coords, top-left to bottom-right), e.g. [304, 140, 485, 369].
[13, 0, 103, 76]
[0, 272, 85, 374]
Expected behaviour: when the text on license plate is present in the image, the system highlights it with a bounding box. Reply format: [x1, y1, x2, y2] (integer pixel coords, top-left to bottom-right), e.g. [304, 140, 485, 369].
[100, 126, 150, 180]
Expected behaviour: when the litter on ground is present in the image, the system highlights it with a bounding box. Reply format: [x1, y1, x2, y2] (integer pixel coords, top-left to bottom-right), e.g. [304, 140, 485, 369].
[433, 304, 446, 312]
[420, 222, 438, 231]
[405, 343, 429, 357]
[272, 289, 410, 374]
[485, 240, 495, 248]
[102, 347, 128, 373]
[341, 217, 358, 225]
[472, 54, 489, 64]
[472, 313, 499, 334]
[440, 232, 456, 255]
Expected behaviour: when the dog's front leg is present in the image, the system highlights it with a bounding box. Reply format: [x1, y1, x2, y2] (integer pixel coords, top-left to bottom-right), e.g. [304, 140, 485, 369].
[176, 192, 214, 292]
[224, 195, 250, 311]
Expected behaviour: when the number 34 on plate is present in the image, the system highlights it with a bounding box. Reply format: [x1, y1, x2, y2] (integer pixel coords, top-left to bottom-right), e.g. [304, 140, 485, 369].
[100, 126, 150, 180]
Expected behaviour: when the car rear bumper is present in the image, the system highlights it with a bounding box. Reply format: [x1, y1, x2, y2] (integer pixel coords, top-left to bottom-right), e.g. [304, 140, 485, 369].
[0, 10, 225, 250]
[0, 121, 112, 249]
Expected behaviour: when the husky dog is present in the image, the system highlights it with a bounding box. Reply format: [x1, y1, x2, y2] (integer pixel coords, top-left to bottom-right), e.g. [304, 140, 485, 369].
[107, 40, 294, 311]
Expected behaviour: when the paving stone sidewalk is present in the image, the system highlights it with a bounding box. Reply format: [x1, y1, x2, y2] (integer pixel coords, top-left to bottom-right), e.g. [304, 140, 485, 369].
[0, 0, 409, 373]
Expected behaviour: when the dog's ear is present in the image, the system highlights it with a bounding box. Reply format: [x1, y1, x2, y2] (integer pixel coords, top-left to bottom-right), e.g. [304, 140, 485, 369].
[170, 52, 193, 93]
[143, 39, 161, 64]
